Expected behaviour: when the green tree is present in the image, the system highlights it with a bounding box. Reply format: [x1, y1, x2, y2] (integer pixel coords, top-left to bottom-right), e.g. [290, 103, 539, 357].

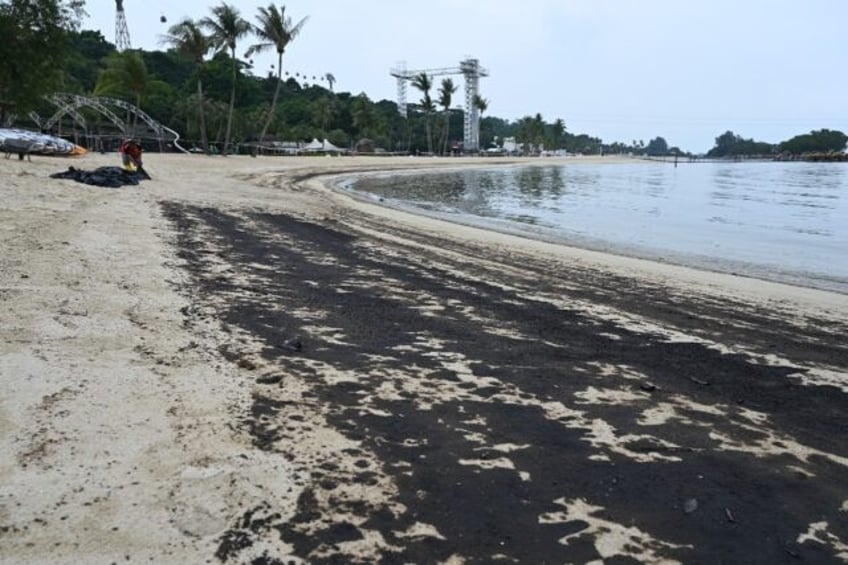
[278, 94, 309, 128]
[708, 130, 742, 157]
[532, 113, 545, 150]
[708, 130, 775, 157]
[645, 136, 669, 156]
[351, 92, 380, 141]
[246, 3, 308, 141]
[480, 115, 509, 148]
[205, 98, 229, 148]
[326, 128, 348, 148]
[202, 2, 251, 154]
[411, 72, 434, 154]
[95, 50, 169, 132]
[310, 95, 335, 133]
[570, 133, 602, 155]
[141, 51, 193, 92]
[64, 29, 114, 93]
[472, 94, 488, 150]
[437, 78, 457, 155]
[160, 18, 211, 151]
[515, 115, 534, 154]
[515, 113, 545, 153]
[323, 72, 335, 92]
[551, 118, 566, 151]
[779, 129, 847, 155]
[0, 0, 85, 122]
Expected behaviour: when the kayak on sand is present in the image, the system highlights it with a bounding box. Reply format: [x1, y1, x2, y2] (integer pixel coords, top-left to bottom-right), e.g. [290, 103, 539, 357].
[0, 128, 86, 157]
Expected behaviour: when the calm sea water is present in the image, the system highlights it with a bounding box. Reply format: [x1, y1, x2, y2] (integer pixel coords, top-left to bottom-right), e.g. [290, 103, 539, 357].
[347, 161, 848, 293]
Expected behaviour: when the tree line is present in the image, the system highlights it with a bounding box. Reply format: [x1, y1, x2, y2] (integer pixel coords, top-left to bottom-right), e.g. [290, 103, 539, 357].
[2, 1, 846, 158]
[0, 0, 610, 156]
[706, 130, 848, 158]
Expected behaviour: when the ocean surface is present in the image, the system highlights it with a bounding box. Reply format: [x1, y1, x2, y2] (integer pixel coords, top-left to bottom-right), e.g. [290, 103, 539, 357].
[346, 160, 848, 293]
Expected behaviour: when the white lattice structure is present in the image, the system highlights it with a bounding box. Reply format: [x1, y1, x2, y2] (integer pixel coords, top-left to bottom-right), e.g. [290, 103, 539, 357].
[390, 57, 488, 151]
[30, 93, 187, 152]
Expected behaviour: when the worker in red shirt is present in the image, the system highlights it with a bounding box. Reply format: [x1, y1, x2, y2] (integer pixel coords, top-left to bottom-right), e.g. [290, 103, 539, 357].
[119, 138, 143, 172]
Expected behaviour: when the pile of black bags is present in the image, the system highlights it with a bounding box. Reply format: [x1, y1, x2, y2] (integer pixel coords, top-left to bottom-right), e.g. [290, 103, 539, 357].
[50, 166, 151, 188]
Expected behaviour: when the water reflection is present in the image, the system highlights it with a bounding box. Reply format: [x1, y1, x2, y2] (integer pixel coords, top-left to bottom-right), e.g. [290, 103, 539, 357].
[643, 167, 668, 198]
[782, 163, 844, 192]
[351, 162, 848, 287]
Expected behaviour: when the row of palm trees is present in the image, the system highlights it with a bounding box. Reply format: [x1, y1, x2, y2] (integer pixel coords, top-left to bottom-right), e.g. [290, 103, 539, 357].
[410, 72, 490, 154]
[160, 2, 307, 154]
[104, 3, 494, 154]
[514, 114, 566, 153]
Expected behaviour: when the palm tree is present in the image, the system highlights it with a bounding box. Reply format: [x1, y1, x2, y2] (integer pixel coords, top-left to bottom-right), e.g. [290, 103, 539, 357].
[472, 94, 488, 116]
[246, 4, 308, 141]
[206, 99, 229, 149]
[551, 118, 566, 153]
[351, 93, 377, 141]
[201, 3, 251, 154]
[160, 18, 210, 152]
[311, 96, 335, 133]
[324, 72, 336, 92]
[532, 113, 546, 152]
[472, 94, 489, 150]
[515, 115, 534, 154]
[438, 78, 457, 155]
[411, 72, 434, 154]
[95, 50, 166, 134]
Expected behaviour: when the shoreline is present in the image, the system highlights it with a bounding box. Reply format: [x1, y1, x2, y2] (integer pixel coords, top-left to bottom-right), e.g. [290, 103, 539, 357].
[332, 161, 848, 297]
[2, 153, 847, 562]
[314, 163, 848, 318]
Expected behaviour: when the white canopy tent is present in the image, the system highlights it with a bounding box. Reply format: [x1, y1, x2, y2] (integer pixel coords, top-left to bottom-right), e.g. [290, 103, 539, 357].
[302, 138, 343, 153]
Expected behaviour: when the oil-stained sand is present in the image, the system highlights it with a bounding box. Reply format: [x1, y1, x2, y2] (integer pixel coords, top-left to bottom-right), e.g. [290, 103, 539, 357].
[2, 154, 846, 564]
[164, 190, 847, 563]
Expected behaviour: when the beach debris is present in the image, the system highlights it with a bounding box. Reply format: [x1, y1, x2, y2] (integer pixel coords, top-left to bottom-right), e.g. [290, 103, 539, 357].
[689, 376, 710, 386]
[256, 374, 283, 385]
[277, 336, 302, 352]
[725, 507, 736, 523]
[640, 382, 657, 392]
[237, 358, 257, 370]
[683, 498, 698, 514]
[50, 166, 150, 188]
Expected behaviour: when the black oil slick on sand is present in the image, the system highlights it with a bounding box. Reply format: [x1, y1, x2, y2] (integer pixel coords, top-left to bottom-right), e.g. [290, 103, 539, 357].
[162, 197, 848, 564]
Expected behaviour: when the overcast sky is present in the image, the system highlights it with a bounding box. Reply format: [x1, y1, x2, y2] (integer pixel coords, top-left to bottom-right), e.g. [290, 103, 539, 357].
[83, 1, 847, 153]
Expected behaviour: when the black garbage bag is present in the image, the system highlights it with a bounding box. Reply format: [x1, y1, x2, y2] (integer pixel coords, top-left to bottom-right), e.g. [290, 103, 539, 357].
[50, 166, 150, 188]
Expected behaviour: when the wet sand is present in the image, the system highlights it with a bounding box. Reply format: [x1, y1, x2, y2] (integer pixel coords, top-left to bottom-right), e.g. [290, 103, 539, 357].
[1, 153, 847, 563]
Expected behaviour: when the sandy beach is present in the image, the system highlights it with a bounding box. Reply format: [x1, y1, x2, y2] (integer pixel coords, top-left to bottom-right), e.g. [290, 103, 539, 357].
[1, 152, 847, 563]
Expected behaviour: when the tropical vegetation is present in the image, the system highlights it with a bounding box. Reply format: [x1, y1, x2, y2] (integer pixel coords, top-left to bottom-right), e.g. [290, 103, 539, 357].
[1, 0, 845, 159]
[707, 129, 848, 158]
[0, 0, 85, 122]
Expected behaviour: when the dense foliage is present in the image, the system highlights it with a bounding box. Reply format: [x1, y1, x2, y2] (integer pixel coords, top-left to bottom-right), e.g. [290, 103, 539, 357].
[779, 129, 848, 155]
[707, 129, 847, 158]
[707, 131, 776, 158]
[0, 0, 85, 121]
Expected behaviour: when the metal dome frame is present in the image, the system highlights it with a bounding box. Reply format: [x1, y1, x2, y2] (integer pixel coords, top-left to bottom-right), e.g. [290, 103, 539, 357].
[30, 92, 187, 153]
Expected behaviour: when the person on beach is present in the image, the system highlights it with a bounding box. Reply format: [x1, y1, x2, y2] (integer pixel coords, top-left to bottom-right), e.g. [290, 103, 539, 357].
[119, 138, 143, 172]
